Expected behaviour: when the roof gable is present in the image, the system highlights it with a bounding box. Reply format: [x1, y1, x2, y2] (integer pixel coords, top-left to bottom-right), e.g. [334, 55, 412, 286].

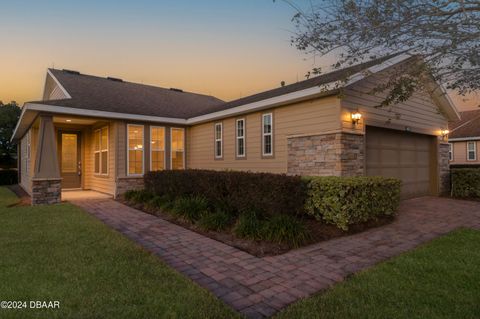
[38, 69, 225, 118]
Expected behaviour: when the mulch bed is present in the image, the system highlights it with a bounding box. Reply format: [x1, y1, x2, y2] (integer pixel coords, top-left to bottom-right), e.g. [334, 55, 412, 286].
[118, 199, 394, 257]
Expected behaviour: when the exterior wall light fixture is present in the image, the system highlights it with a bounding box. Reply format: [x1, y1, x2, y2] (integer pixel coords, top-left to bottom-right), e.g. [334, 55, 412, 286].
[351, 111, 362, 125]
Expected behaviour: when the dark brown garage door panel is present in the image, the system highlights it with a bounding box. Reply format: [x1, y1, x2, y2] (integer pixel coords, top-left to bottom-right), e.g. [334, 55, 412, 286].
[366, 126, 433, 198]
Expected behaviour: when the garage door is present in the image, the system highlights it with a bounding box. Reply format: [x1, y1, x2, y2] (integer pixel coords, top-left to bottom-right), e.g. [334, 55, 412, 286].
[366, 126, 433, 198]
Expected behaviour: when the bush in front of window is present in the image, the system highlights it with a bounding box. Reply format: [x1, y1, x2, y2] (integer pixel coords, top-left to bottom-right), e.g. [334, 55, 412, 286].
[305, 176, 401, 231]
[144, 169, 307, 217]
[451, 168, 480, 198]
[0, 170, 18, 185]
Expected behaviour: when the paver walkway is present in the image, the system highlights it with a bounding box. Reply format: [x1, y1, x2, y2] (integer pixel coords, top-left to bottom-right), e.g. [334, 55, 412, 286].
[72, 197, 480, 318]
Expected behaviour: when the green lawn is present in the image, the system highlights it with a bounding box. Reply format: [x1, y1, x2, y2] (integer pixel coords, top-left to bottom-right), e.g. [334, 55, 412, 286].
[276, 228, 480, 319]
[0, 187, 239, 319]
[2, 186, 479, 319]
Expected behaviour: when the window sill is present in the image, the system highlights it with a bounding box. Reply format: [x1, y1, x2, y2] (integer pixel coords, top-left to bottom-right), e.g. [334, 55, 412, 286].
[94, 174, 110, 179]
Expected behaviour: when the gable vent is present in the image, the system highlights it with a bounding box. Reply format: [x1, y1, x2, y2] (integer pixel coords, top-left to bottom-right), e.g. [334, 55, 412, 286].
[170, 88, 183, 93]
[63, 69, 80, 75]
[107, 77, 123, 82]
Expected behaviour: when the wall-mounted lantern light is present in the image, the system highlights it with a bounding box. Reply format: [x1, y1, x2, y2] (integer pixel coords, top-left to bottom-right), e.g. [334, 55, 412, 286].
[351, 111, 362, 125]
[441, 129, 449, 141]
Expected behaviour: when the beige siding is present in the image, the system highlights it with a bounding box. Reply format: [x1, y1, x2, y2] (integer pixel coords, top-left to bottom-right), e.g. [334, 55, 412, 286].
[19, 132, 31, 194]
[341, 72, 448, 136]
[19, 127, 39, 195]
[187, 96, 341, 173]
[43, 74, 69, 100]
[116, 121, 127, 177]
[451, 141, 480, 164]
[83, 122, 116, 195]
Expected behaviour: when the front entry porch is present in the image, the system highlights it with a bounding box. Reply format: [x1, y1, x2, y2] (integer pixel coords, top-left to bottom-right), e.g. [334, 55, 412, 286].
[62, 190, 112, 201]
[25, 114, 116, 205]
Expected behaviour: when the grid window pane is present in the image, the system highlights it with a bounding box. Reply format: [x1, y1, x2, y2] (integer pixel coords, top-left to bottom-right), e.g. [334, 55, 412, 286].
[94, 130, 100, 151]
[263, 115, 272, 133]
[101, 151, 108, 174]
[237, 139, 244, 156]
[264, 135, 272, 155]
[151, 151, 165, 171]
[128, 125, 144, 175]
[94, 153, 100, 174]
[101, 128, 108, 150]
[172, 151, 184, 170]
[171, 128, 184, 170]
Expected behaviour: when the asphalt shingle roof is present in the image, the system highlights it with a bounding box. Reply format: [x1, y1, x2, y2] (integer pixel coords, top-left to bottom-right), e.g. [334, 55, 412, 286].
[450, 109, 480, 138]
[29, 54, 404, 119]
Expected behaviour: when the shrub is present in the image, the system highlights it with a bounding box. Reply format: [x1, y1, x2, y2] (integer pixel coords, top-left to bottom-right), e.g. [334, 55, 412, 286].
[197, 210, 233, 231]
[305, 176, 401, 230]
[172, 195, 209, 223]
[0, 170, 17, 185]
[234, 211, 263, 240]
[451, 168, 480, 198]
[144, 169, 306, 217]
[261, 214, 311, 247]
[124, 190, 138, 201]
[145, 195, 171, 210]
[124, 189, 153, 204]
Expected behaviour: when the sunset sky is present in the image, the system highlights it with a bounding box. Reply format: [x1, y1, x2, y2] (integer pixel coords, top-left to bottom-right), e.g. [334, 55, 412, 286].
[1, 0, 478, 110]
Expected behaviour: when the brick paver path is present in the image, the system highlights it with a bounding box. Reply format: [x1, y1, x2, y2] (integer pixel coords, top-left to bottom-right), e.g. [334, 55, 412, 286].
[72, 197, 480, 318]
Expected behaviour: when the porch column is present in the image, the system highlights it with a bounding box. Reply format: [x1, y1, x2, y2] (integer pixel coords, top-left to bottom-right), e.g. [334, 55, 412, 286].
[32, 115, 61, 205]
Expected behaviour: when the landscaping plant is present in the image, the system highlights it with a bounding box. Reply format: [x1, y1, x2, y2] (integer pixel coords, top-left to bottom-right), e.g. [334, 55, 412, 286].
[234, 211, 263, 240]
[305, 176, 401, 230]
[261, 214, 311, 247]
[451, 168, 480, 198]
[197, 210, 233, 232]
[172, 195, 209, 223]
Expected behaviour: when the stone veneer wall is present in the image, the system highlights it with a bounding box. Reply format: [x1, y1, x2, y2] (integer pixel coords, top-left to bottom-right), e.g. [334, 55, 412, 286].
[31, 178, 61, 205]
[115, 176, 145, 198]
[438, 142, 450, 195]
[287, 132, 364, 177]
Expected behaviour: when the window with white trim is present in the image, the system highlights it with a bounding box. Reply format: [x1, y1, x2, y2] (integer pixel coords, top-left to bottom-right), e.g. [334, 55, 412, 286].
[448, 143, 453, 161]
[236, 119, 245, 157]
[262, 113, 273, 156]
[214, 123, 222, 158]
[127, 124, 144, 175]
[150, 126, 165, 171]
[467, 141, 476, 161]
[171, 128, 185, 170]
[94, 126, 108, 175]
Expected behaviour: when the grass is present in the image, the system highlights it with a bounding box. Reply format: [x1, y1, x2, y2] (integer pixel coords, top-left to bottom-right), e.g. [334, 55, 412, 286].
[276, 228, 480, 319]
[0, 187, 239, 319]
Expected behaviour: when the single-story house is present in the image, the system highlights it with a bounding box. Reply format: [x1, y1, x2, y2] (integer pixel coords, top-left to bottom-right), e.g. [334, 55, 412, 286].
[11, 53, 459, 205]
[448, 109, 480, 167]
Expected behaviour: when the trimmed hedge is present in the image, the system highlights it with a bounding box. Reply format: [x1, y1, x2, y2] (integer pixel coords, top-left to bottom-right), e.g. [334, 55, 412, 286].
[305, 176, 401, 230]
[0, 170, 18, 185]
[451, 168, 480, 198]
[144, 170, 306, 216]
[143, 170, 401, 231]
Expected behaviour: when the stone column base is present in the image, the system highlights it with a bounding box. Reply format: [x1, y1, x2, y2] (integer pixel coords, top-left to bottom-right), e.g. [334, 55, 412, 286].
[32, 178, 62, 205]
[438, 142, 450, 195]
[115, 176, 144, 198]
[287, 132, 364, 177]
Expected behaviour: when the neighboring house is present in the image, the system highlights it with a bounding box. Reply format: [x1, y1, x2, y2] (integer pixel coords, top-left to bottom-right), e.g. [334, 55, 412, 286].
[11, 53, 459, 205]
[448, 109, 480, 167]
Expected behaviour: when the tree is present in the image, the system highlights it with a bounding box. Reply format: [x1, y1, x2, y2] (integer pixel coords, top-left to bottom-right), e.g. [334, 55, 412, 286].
[0, 101, 21, 168]
[283, 0, 480, 106]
